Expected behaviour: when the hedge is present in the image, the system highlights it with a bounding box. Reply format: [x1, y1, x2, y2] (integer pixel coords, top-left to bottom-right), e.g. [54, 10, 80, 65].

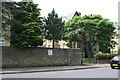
[94, 53, 118, 60]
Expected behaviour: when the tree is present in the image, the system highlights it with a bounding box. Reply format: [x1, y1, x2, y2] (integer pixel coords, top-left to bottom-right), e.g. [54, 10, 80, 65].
[64, 15, 98, 62]
[82, 15, 116, 53]
[64, 14, 116, 62]
[44, 8, 64, 48]
[10, 2, 43, 47]
[2, 2, 15, 40]
[97, 19, 116, 52]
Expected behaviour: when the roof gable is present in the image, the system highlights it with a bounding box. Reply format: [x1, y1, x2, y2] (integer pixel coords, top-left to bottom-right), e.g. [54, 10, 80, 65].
[63, 11, 81, 22]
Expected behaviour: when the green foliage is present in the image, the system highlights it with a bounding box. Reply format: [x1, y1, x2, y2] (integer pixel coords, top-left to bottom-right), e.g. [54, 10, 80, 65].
[10, 2, 43, 48]
[97, 19, 116, 52]
[44, 8, 64, 48]
[118, 27, 120, 30]
[64, 14, 116, 53]
[118, 49, 120, 54]
[2, 2, 15, 40]
[2, 2, 13, 31]
[95, 53, 118, 60]
[83, 58, 89, 63]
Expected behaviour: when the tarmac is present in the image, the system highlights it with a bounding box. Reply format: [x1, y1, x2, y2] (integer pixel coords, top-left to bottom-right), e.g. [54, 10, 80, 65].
[1, 63, 110, 74]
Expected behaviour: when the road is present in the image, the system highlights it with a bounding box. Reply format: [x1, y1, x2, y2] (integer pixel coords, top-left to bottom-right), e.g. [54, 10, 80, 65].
[2, 67, 119, 78]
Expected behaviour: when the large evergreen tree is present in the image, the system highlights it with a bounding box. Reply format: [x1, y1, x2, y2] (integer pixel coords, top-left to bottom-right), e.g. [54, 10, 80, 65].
[10, 2, 43, 47]
[44, 9, 64, 48]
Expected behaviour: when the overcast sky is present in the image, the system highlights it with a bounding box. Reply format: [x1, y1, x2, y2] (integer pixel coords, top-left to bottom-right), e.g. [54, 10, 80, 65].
[16, 0, 119, 23]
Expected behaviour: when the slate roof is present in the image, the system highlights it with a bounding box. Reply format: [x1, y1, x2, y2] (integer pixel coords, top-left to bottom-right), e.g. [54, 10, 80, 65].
[63, 11, 81, 22]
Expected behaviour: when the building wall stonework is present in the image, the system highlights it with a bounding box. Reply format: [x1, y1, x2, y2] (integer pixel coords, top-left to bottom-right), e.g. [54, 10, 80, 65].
[43, 40, 69, 48]
[2, 46, 82, 68]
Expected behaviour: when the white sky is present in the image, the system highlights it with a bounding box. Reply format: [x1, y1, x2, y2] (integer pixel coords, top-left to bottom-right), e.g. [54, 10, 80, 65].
[16, 0, 119, 22]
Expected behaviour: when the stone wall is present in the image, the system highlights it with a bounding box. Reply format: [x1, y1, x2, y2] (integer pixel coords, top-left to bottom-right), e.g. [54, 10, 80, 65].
[2, 46, 82, 68]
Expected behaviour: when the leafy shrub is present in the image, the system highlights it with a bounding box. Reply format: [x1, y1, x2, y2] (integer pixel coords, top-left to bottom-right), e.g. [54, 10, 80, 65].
[83, 58, 89, 63]
[118, 49, 120, 54]
[94, 53, 118, 60]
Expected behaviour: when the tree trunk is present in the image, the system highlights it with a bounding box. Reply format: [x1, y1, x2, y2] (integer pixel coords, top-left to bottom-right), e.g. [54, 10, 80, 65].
[83, 32, 91, 62]
[52, 39, 55, 48]
[83, 32, 88, 58]
[84, 44, 88, 58]
[96, 43, 99, 53]
[87, 45, 91, 63]
[87, 43, 91, 63]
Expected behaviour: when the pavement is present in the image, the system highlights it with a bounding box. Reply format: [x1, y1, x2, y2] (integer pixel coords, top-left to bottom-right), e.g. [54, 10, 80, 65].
[1, 63, 110, 74]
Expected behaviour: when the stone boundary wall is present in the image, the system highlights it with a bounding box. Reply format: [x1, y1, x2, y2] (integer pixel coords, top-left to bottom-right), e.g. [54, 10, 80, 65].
[2, 46, 82, 68]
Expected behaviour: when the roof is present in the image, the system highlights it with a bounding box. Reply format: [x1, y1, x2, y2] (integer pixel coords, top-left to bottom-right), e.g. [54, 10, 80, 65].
[63, 11, 81, 22]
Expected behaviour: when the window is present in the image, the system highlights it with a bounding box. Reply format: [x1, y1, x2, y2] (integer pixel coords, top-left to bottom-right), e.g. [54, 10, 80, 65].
[58, 45, 60, 48]
[63, 43, 67, 48]
[112, 56, 120, 61]
[0, 40, 5, 46]
[93, 48, 96, 52]
[73, 42, 77, 48]
[48, 45, 51, 48]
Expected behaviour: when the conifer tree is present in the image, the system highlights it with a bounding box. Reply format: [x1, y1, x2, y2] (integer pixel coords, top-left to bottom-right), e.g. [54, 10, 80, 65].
[44, 9, 64, 48]
[10, 2, 43, 47]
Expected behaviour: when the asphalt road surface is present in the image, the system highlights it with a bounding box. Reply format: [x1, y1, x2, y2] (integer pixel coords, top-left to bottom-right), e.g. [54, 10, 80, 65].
[2, 67, 119, 78]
